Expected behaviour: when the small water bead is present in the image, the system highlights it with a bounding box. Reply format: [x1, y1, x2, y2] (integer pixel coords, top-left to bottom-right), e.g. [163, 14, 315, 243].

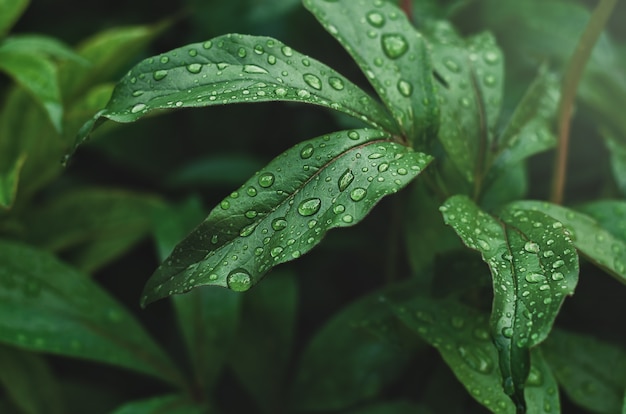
[275, 87, 288, 97]
[457, 345, 493, 374]
[483, 74, 496, 86]
[227, 269, 252, 292]
[270, 246, 284, 258]
[551, 272, 564, 281]
[245, 210, 258, 219]
[397, 167, 408, 175]
[525, 273, 545, 283]
[258, 172, 275, 188]
[303, 73, 323, 90]
[247, 187, 257, 197]
[366, 11, 386, 27]
[298, 198, 322, 216]
[338, 169, 355, 191]
[333, 204, 346, 214]
[188, 48, 198, 57]
[342, 214, 354, 223]
[501, 327, 514, 338]
[350, 188, 367, 202]
[160, 56, 169, 64]
[220, 200, 230, 210]
[187, 63, 202, 74]
[308, 219, 317, 229]
[378, 163, 389, 172]
[300, 144, 314, 159]
[397, 79, 413, 97]
[237, 47, 247, 58]
[281, 46, 293, 57]
[240, 223, 256, 237]
[297, 89, 311, 99]
[524, 241, 540, 253]
[271, 218, 288, 231]
[328, 76, 344, 90]
[131, 103, 147, 113]
[484, 51, 499, 64]
[543, 250, 554, 258]
[267, 55, 276, 65]
[381, 33, 409, 59]
[243, 64, 269, 74]
[132, 90, 144, 97]
[444, 58, 461, 73]
[153, 70, 168, 81]
[217, 62, 230, 70]
[254, 44, 264, 54]
[552, 260, 565, 269]
[203, 40, 213, 49]
[348, 130, 360, 140]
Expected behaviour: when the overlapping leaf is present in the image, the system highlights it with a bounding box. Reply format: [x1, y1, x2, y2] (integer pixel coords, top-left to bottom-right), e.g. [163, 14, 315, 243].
[303, 0, 439, 144]
[73, 33, 400, 152]
[509, 200, 626, 284]
[440, 195, 578, 409]
[0, 0, 29, 38]
[0, 240, 184, 386]
[141, 128, 431, 306]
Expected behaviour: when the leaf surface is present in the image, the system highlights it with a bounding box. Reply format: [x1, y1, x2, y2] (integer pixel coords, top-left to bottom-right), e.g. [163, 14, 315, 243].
[303, 0, 439, 144]
[142, 128, 431, 305]
[111, 394, 207, 414]
[0, 0, 29, 37]
[0, 240, 184, 386]
[441, 195, 578, 409]
[0, 35, 85, 63]
[74, 34, 399, 150]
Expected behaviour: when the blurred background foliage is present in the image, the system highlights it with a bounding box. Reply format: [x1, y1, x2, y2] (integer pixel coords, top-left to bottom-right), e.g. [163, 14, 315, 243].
[0, 0, 625, 412]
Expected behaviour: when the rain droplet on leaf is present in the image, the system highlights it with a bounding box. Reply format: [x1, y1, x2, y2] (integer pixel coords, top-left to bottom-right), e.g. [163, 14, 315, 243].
[381, 33, 409, 59]
[227, 269, 252, 292]
[298, 198, 322, 216]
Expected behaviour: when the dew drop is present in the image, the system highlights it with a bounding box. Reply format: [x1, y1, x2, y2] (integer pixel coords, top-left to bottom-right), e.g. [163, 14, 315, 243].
[258, 172, 275, 188]
[524, 241, 540, 253]
[203, 40, 213, 49]
[160, 56, 169, 64]
[131, 90, 144, 97]
[333, 204, 345, 214]
[187, 63, 202, 74]
[243, 64, 269, 74]
[525, 273, 545, 283]
[246, 186, 257, 197]
[245, 210, 258, 219]
[298, 198, 321, 216]
[338, 169, 355, 191]
[208, 273, 218, 281]
[131, 103, 147, 113]
[297, 89, 311, 99]
[254, 44, 264, 54]
[397, 79, 413, 97]
[484, 51, 499, 64]
[272, 218, 288, 231]
[240, 223, 256, 237]
[220, 200, 230, 210]
[237, 47, 247, 58]
[378, 163, 389, 172]
[350, 187, 367, 202]
[267, 55, 276, 65]
[300, 144, 314, 159]
[552, 260, 565, 269]
[458, 345, 493, 374]
[366, 11, 386, 27]
[327, 76, 345, 91]
[348, 130, 360, 140]
[227, 269, 252, 292]
[153, 70, 168, 81]
[444, 58, 461, 73]
[381, 33, 409, 59]
[281, 46, 293, 57]
[551, 272, 564, 281]
[303, 73, 323, 90]
[397, 167, 408, 175]
[484, 74, 496, 86]
[270, 246, 284, 258]
[342, 214, 354, 223]
[275, 87, 287, 97]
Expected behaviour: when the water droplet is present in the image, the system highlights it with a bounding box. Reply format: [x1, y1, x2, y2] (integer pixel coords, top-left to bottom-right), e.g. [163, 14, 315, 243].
[220, 200, 230, 210]
[397, 167, 408, 175]
[270, 246, 284, 258]
[484, 51, 499, 64]
[350, 188, 367, 202]
[328, 76, 345, 90]
[333, 204, 345, 214]
[203, 40, 213, 49]
[552, 260, 565, 269]
[366, 11, 386, 27]
[368, 153, 384, 159]
[245, 210, 258, 219]
[444, 58, 461, 73]
[272, 218, 288, 231]
[281, 46, 293, 57]
[227, 269, 252, 292]
[211, 235, 219, 244]
[525, 273, 545, 283]
[502, 327, 514, 338]
[240, 223, 256, 237]
[348, 130, 360, 140]
[297, 89, 311, 99]
[208, 273, 218, 281]
[338, 169, 355, 191]
[275, 87, 287, 97]
[187, 63, 202, 74]
[254, 44, 264, 54]
[131, 90, 144, 97]
[300, 144, 314, 159]
[551, 272, 564, 281]
[473, 328, 490, 341]
[131, 103, 147, 113]
[153, 70, 168, 81]
[243, 64, 269, 74]
[258, 172, 275, 188]
[267, 55, 276, 65]
[298, 198, 321, 216]
[397, 79, 412, 97]
[342, 214, 354, 223]
[378, 163, 389, 172]
[458, 345, 493, 374]
[303, 73, 322, 90]
[160, 56, 169, 64]
[237, 47, 247, 58]
[246, 187, 257, 197]
[524, 241, 540, 253]
[188, 48, 198, 57]
[381, 33, 409, 59]
[484, 74, 496, 86]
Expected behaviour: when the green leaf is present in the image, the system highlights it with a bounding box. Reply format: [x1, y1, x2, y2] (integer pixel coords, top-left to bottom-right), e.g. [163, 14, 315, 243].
[602, 130, 626, 197]
[480, 163, 527, 211]
[508, 200, 626, 284]
[0, 240, 184, 387]
[427, 22, 504, 183]
[577, 200, 626, 243]
[0, 345, 64, 414]
[0, 0, 29, 38]
[440, 195, 578, 409]
[0, 154, 25, 210]
[542, 329, 626, 414]
[0, 34, 86, 63]
[111, 394, 208, 414]
[0, 50, 63, 132]
[303, 0, 439, 145]
[228, 270, 297, 413]
[141, 128, 431, 306]
[73, 34, 399, 150]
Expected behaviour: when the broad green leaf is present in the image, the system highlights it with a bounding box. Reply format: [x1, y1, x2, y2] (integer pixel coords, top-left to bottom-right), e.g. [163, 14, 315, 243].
[508, 200, 626, 284]
[0, 240, 184, 387]
[141, 128, 432, 306]
[291, 284, 418, 411]
[345, 401, 433, 414]
[577, 200, 626, 243]
[73, 34, 399, 151]
[0, 0, 28, 37]
[441, 195, 578, 409]
[603, 130, 626, 197]
[228, 270, 297, 413]
[0, 35, 85, 63]
[24, 189, 163, 272]
[303, 0, 439, 145]
[0, 154, 25, 210]
[111, 394, 208, 414]
[0, 50, 62, 132]
[0, 345, 64, 414]
[427, 22, 504, 183]
[542, 329, 626, 414]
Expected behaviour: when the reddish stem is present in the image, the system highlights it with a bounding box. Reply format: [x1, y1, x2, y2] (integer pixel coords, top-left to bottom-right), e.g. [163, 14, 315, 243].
[401, 0, 413, 23]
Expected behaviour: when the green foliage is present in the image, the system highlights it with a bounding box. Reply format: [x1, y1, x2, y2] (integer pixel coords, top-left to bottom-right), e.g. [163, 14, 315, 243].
[0, 0, 625, 413]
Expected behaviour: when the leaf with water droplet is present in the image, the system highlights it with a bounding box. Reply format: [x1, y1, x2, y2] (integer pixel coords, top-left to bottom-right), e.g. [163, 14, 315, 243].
[141, 129, 432, 305]
[426, 22, 504, 183]
[0, 240, 184, 386]
[303, 0, 439, 146]
[71, 33, 398, 154]
[441, 195, 579, 409]
[509, 200, 626, 285]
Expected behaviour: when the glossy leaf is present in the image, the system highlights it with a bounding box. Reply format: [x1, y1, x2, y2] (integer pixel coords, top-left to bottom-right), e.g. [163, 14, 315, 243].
[0, 35, 85, 63]
[141, 128, 432, 306]
[0, 50, 63, 132]
[509, 200, 626, 284]
[427, 22, 504, 183]
[602, 130, 626, 197]
[542, 329, 626, 414]
[0, 154, 24, 210]
[303, 0, 439, 144]
[0, 0, 29, 37]
[0, 240, 184, 387]
[111, 394, 207, 414]
[440, 195, 578, 409]
[577, 200, 626, 243]
[73, 33, 399, 151]
[0, 345, 64, 414]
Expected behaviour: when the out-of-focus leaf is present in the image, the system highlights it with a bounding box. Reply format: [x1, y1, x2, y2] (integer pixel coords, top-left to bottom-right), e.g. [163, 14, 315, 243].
[0, 345, 64, 414]
[480, 163, 527, 211]
[426, 22, 503, 183]
[304, 0, 439, 145]
[24, 188, 163, 273]
[0, 0, 29, 38]
[0, 154, 25, 210]
[542, 329, 626, 414]
[142, 129, 431, 306]
[345, 400, 433, 414]
[441, 195, 578, 409]
[0, 240, 184, 387]
[228, 270, 296, 413]
[0, 50, 62, 132]
[509, 201, 626, 284]
[0, 35, 86, 63]
[73, 34, 399, 151]
[602, 130, 626, 197]
[577, 200, 626, 243]
[111, 394, 208, 414]
[165, 154, 266, 189]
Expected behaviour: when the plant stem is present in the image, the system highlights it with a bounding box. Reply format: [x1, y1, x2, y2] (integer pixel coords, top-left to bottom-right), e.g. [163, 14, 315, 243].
[550, 0, 617, 205]
[401, 0, 413, 22]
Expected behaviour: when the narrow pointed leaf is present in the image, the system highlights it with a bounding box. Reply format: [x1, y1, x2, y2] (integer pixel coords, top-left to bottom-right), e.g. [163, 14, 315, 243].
[440, 195, 578, 409]
[603, 130, 626, 197]
[0, 35, 86, 63]
[0, 0, 29, 37]
[303, 0, 439, 144]
[0, 154, 25, 210]
[428, 23, 504, 182]
[111, 394, 208, 414]
[0, 240, 184, 387]
[508, 200, 626, 284]
[542, 329, 626, 414]
[0, 50, 62, 132]
[142, 128, 431, 306]
[74, 34, 399, 150]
